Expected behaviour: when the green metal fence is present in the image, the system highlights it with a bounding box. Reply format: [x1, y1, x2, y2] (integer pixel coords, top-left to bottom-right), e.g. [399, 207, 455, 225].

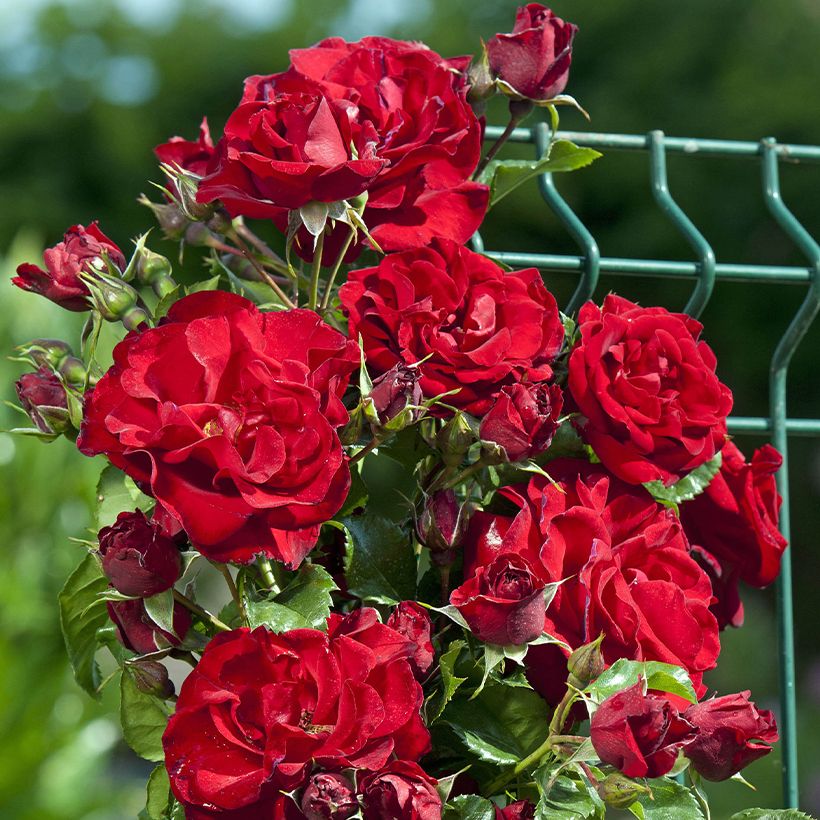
[477, 122, 820, 809]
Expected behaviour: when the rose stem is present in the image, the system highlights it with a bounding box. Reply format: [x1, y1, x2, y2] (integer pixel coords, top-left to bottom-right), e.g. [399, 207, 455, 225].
[473, 101, 535, 179]
[348, 436, 381, 465]
[225, 230, 297, 308]
[319, 226, 357, 312]
[172, 588, 231, 632]
[212, 561, 240, 607]
[257, 557, 279, 593]
[307, 228, 327, 311]
[233, 219, 286, 267]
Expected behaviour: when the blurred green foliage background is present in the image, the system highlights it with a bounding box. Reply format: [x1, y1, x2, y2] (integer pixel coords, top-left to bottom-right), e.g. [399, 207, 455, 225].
[0, 0, 819, 816]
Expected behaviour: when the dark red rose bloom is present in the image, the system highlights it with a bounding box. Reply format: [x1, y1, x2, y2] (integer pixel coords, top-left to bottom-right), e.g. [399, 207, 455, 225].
[487, 4, 578, 101]
[98, 510, 182, 597]
[690, 544, 745, 630]
[301, 772, 358, 819]
[106, 597, 191, 655]
[464, 460, 720, 700]
[78, 292, 359, 566]
[590, 681, 697, 778]
[163, 610, 430, 816]
[683, 691, 778, 781]
[480, 382, 563, 462]
[387, 602, 435, 680]
[154, 117, 216, 178]
[206, 36, 487, 260]
[340, 240, 564, 416]
[568, 295, 733, 485]
[13, 222, 125, 311]
[359, 761, 441, 820]
[681, 441, 786, 589]
[369, 364, 423, 426]
[450, 553, 546, 646]
[496, 800, 535, 820]
[184, 795, 305, 820]
[15, 367, 69, 434]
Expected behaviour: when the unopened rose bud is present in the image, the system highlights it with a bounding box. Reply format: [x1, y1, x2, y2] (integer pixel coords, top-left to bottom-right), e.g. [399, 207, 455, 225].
[368, 364, 423, 431]
[221, 252, 263, 282]
[84, 272, 149, 330]
[418, 489, 469, 566]
[301, 772, 358, 820]
[172, 167, 216, 222]
[107, 598, 191, 655]
[15, 367, 72, 435]
[339, 404, 365, 446]
[596, 773, 650, 810]
[567, 633, 605, 688]
[184, 221, 218, 248]
[136, 248, 177, 298]
[129, 659, 175, 699]
[139, 196, 189, 240]
[18, 339, 86, 386]
[467, 47, 496, 109]
[436, 411, 476, 467]
[205, 210, 232, 235]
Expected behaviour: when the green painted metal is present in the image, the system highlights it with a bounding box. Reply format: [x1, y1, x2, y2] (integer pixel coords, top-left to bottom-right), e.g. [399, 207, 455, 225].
[481, 125, 820, 808]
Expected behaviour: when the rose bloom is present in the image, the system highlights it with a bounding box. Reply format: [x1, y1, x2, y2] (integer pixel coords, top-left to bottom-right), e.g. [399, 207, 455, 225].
[155, 117, 216, 178]
[106, 597, 191, 655]
[496, 800, 535, 819]
[199, 36, 487, 260]
[590, 681, 697, 778]
[464, 460, 720, 701]
[13, 222, 125, 311]
[340, 240, 564, 416]
[78, 292, 358, 566]
[487, 4, 578, 101]
[387, 602, 435, 680]
[163, 609, 430, 817]
[359, 761, 441, 820]
[301, 772, 358, 820]
[568, 295, 733, 485]
[683, 691, 778, 781]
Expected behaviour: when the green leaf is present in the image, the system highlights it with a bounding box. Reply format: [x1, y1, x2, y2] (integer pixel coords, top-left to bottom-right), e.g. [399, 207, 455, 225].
[153, 284, 182, 320]
[443, 794, 496, 820]
[428, 640, 467, 722]
[143, 589, 177, 637]
[635, 778, 705, 819]
[342, 512, 416, 604]
[186, 274, 222, 294]
[585, 659, 698, 706]
[479, 139, 602, 207]
[95, 463, 153, 530]
[243, 563, 337, 632]
[445, 684, 550, 766]
[144, 764, 172, 820]
[644, 451, 723, 509]
[534, 768, 605, 820]
[121, 666, 171, 762]
[58, 553, 110, 698]
[729, 812, 814, 819]
[337, 466, 368, 517]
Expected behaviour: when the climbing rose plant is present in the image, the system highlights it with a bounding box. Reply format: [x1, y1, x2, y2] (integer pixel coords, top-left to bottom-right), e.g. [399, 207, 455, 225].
[9, 5, 798, 819]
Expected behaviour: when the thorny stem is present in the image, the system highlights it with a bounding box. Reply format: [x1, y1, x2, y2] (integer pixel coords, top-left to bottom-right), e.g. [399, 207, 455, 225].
[473, 115, 522, 179]
[226, 230, 297, 308]
[172, 588, 231, 632]
[307, 228, 326, 311]
[348, 435, 381, 465]
[433, 460, 486, 493]
[319, 225, 357, 312]
[233, 220, 285, 265]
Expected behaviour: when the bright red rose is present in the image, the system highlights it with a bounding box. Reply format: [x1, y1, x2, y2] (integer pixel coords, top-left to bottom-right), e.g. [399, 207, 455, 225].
[340, 240, 564, 416]
[680, 441, 786, 589]
[450, 553, 546, 645]
[568, 295, 733, 485]
[13, 222, 125, 311]
[496, 800, 535, 819]
[487, 5, 577, 101]
[155, 117, 216, 178]
[210, 36, 487, 259]
[464, 460, 720, 700]
[301, 772, 358, 819]
[359, 761, 441, 820]
[98, 510, 182, 597]
[15, 367, 70, 435]
[683, 691, 778, 781]
[106, 597, 191, 655]
[163, 610, 430, 816]
[78, 292, 359, 566]
[590, 681, 697, 778]
[387, 602, 435, 680]
[480, 382, 563, 462]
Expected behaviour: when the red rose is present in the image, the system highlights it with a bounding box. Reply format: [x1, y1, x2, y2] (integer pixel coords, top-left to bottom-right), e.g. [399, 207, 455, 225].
[340, 240, 564, 416]
[78, 292, 359, 566]
[487, 5, 578, 101]
[106, 597, 191, 655]
[359, 761, 441, 820]
[163, 610, 430, 815]
[683, 691, 778, 781]
[183, 795, 304, 820]
[417, 489, 469, 566]
[212, 36, 487, 259]
[464, 460, 720, 700]
[479, 382, 563, 462]
[301, 772, 358, 819]
[15, 367, 70, 434]
[369, 364, 423, 426]
[496, 801, 535, 819]
[154, 117, 216, 178]
[450, 553, 546, 646]
[680, 441, 786, 589]
[590, 681, 697, 778]
[98, 510, 183, 597]
[690, 545, 745, 629]
[387, 602, 435, 680]
[568, 295, 733, 485]
[13, 222, 125, 311]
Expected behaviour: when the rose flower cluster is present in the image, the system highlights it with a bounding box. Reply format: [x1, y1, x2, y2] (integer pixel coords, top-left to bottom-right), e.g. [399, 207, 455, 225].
[9, 5, 789, 819]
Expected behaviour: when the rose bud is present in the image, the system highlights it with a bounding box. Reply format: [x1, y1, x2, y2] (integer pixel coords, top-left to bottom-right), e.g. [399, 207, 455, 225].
[98, 510, 183, 597]
[106, 597, 191, 655]
[135, 248, 177, 298]
[387, 602, 435, 679]
[139, 196, 189, 241]
[436, 411, 476, 467]
[13, 222, 126, 311]
[368, 364, 423, 431]
[683, 691, 778, 781]
[480, 382, 563, 463]
[418, 490, 469, 566]
[154, 118, 215, 198]
[15, 367, 71, 435]
[450, 553, 546, 645]
[496, 800, 535, 819]
[486, 4, 578, 103]
[17, 339, 86, 386]
[359, 761, 442, 820]
[301, 772, 358, 820]
[566, 633, 605, 688]
[595, 773, 650, 810]
[129, 659, 175, 699]
[83, 271, 150, 331]
[590, 681, 697, 778]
